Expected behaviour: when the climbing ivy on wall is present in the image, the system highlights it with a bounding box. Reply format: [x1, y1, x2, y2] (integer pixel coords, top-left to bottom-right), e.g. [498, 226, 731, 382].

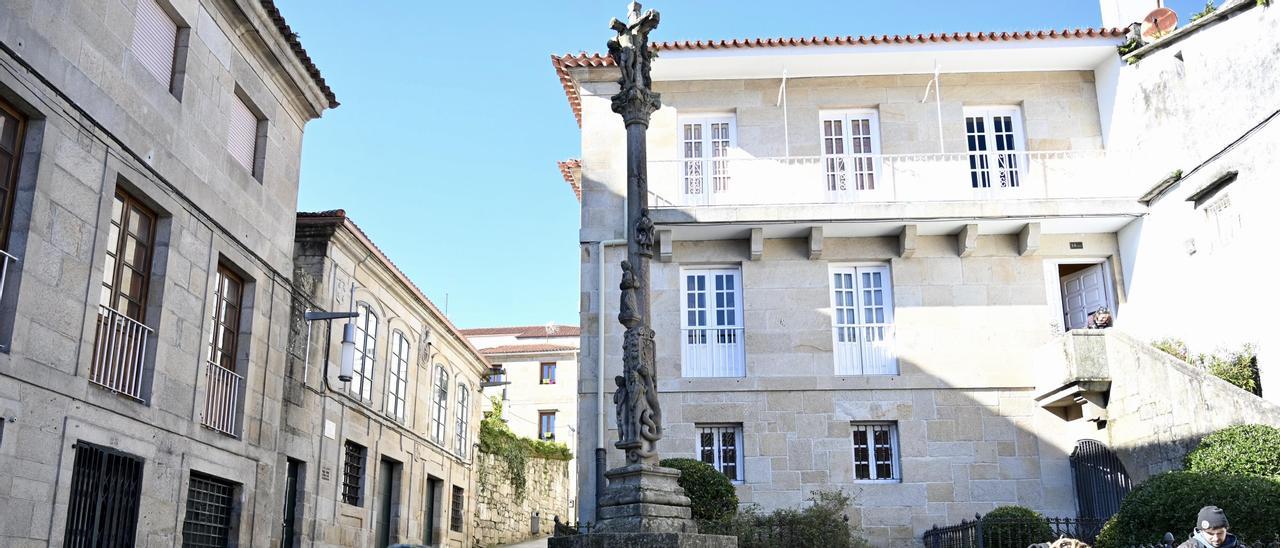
[478, 398, 572, 500]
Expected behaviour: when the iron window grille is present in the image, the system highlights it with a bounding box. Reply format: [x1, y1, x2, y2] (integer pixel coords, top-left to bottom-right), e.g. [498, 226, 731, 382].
[851, 422, 900, 481]
[696, 424, 744, 482]
[181, 473, 236, 547]
[63, 441, 144, 548]
[450, 486, 465, 532]
[342, 441, 366, 506]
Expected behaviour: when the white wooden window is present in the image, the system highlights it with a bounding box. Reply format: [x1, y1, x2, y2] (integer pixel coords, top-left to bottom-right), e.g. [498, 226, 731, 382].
[831, 266, 897, 375]
[681, 267, 745, 377]
[350, 304, 377, 401]
[432, 365, 449, 444]
[132, 0, 178, 88]
[228, 93, 261, 176]
[821, 110, 882, 200]
[964, 107, 1026, 189]
[385, 331, 410, 422]
[679, 116, 735, 205]
[851, 422, 900, 481]
[697, 424, 744, 482]
[454, 384, 470, 455]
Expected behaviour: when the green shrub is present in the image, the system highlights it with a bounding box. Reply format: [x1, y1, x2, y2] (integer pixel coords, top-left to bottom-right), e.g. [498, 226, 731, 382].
[660, 458, 738, 521]
[1204, 345, 1261, 396]
[702, 489, 865, 548]
[981, 506, 1055, 548]
[1190, 0, 1217, 22]
[1096, 471, 1280, 547]
[1152, 338, 1190, 362]
[1151, 340, 1262, 396]
[1185, 424, 1280, 478]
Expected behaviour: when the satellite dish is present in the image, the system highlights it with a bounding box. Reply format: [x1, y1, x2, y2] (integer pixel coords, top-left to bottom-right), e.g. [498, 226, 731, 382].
[1141, 7, 1178, 41]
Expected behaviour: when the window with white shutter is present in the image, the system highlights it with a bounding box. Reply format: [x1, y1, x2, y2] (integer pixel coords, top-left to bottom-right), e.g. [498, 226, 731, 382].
[132, 0, 180, 90]
[821, 110, 883, 201]
[678, 116, 735, 206]
[831, 265, 897, 375]
[681, 267, 745, 377]
[227, 93, 263, 179]
[964, 107, 1026, 189]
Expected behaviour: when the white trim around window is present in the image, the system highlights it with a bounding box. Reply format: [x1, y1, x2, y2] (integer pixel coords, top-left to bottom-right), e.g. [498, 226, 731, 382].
[963, 106, 1027, 189]
[680, 266, 745, 378]
[829, 264, 897, 375]
[696, 423, 744, 483]
[677, 114, 736, 206]
[820, 109, 883, 201]
[851, 421, 900, 482]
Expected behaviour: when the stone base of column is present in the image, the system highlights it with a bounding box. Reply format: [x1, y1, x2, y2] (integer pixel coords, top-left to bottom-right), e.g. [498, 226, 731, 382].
[549, 532, 739, 548]
[549, 463, 737, 547]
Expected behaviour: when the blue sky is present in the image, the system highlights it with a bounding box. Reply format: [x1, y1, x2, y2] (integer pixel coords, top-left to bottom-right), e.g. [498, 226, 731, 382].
[276, 0, 1204, 329]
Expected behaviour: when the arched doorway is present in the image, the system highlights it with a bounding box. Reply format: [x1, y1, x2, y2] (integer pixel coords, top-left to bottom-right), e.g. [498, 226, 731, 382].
[1070, 439, 1132, 519]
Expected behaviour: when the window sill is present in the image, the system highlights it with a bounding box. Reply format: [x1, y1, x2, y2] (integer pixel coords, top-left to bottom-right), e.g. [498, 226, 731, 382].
[852, 479, 902, 484]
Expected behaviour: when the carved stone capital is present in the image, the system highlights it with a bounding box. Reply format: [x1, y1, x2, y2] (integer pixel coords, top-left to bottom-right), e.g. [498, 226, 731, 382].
[611, 88, 662, 126]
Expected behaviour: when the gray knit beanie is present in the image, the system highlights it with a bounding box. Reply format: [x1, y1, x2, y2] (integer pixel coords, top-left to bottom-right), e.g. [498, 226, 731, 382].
[1197, 506, 1229, 530]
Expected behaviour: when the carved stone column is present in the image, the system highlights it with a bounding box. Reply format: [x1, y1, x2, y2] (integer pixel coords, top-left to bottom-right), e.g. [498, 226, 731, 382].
[552, 5, 737, 546]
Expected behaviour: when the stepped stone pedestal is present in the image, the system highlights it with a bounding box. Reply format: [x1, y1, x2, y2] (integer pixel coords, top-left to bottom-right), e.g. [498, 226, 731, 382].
[549, 465, 737, 548]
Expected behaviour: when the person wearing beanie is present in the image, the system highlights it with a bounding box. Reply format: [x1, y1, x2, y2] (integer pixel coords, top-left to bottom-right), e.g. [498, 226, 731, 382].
[1176, 506, 1241, 548]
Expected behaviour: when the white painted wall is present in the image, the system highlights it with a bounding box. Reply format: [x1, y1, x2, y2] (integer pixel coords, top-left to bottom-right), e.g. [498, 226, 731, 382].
[1106, 4, 1280, 401]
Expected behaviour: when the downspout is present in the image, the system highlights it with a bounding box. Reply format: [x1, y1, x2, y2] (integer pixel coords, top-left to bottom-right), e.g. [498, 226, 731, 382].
[595, 238, 625, 521]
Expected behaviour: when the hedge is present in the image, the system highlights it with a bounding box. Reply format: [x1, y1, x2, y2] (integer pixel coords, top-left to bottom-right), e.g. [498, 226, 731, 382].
[981, 506, 1055, 548]
[1184, 424, 1280, 478]
[660, 458, 738, 521]
[1096, 471, 1280, 547]
[701, 489, 863, 548]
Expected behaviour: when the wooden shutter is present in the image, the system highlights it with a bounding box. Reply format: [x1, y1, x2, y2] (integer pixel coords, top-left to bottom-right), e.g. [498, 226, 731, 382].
[227, 95, 258, 172]
[132, 0, 178, 87]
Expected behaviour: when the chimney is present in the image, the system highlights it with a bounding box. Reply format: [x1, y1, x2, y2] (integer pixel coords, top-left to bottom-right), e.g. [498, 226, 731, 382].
[1099, 0, 1163, 29]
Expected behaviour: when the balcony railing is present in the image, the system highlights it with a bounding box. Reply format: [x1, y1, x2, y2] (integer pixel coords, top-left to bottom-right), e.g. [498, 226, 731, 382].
[833, 323, 897, 375]
[681, 327, 745, 377]
[0, 249, 16, 306]
[90, 305, 153, 401]
[202, 360, 243, 437]
[650, 150, 1124, 207]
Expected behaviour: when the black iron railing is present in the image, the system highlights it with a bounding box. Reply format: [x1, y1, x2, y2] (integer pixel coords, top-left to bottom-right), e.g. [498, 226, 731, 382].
[922, 514, 1108, 548]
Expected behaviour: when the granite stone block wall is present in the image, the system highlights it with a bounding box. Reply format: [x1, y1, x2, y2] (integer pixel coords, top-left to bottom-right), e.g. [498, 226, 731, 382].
[473, 452, 572, 547]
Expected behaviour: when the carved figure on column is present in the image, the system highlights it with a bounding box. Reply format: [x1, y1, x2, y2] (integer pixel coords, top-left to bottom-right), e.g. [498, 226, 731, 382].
[618, 260, 639, 328]
[635, 213, 655, 257]
[608, 2, 661, 125]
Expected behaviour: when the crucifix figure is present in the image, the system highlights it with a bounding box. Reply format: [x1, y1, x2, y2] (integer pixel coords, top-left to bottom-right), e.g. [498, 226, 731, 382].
[609, 1, 663, 466]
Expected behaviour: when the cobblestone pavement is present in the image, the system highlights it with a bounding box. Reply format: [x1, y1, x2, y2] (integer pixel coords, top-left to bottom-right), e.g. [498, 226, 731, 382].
[497, 535, 551, 548]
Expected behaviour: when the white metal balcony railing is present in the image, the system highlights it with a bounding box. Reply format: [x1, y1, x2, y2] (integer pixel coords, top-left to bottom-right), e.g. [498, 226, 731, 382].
[0, 249, 16, 306]
[833, 323, 898, 376]
[681, 327, 746, 377]
[202, 360, 244, 437]
[90, 305, 153, 401]
[649, 150, 1125, 208]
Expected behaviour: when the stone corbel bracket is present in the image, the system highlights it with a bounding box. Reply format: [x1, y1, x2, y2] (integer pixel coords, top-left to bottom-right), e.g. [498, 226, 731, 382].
[808, 227, 823, 260]
[957, 224, 979, 257]
[899, 225, 917, 258]
[657, 229, 672, 263]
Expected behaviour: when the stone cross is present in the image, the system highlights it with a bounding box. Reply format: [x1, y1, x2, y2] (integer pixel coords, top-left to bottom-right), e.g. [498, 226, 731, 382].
[608, 1, 663, 466]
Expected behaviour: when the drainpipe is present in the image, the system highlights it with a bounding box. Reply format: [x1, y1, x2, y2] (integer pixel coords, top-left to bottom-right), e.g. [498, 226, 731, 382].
[595, 238, 625, 521]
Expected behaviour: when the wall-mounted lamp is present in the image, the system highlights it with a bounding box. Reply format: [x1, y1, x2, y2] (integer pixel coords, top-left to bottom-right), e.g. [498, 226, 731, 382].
[339, 323, 357, 382]
[303, 310, 360, 383]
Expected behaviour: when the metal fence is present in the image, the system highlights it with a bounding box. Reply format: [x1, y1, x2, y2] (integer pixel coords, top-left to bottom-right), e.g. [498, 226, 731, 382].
[922, 515, 1108, 548]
